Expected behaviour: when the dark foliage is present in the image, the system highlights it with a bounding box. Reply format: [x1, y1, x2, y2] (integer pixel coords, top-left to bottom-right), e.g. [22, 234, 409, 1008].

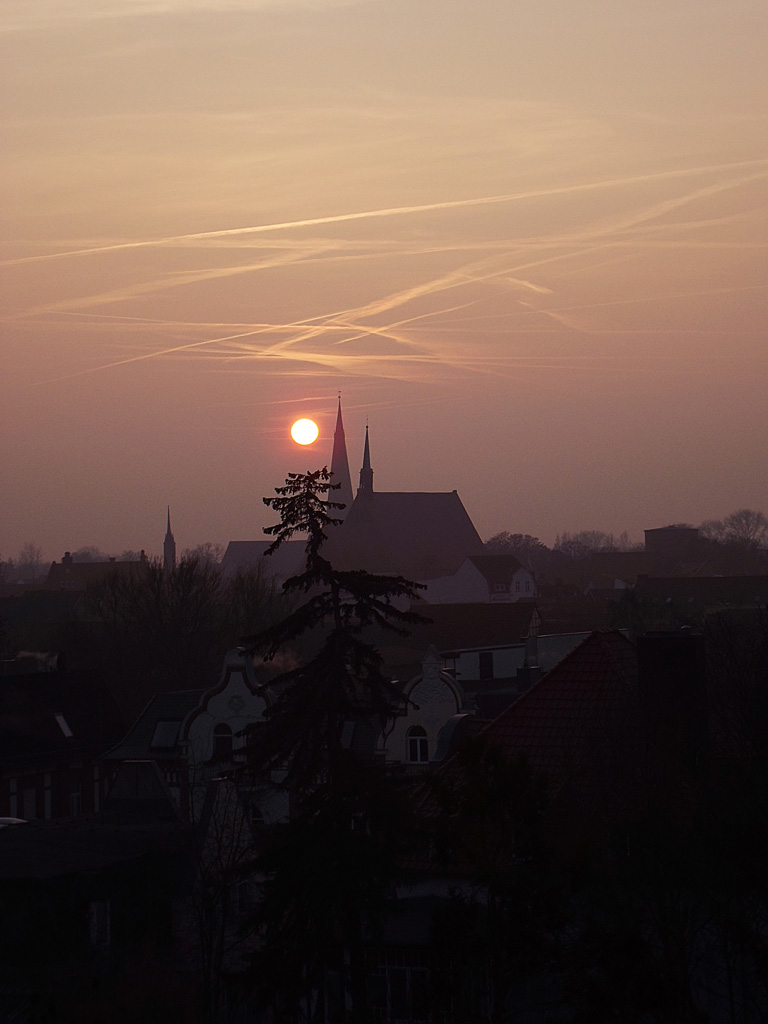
[244, 469, 426, 1021]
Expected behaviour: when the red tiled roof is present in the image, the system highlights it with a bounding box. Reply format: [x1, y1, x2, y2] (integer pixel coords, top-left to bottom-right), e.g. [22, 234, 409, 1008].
[475, 630, 638, 784]
[422, 630, 640, 809]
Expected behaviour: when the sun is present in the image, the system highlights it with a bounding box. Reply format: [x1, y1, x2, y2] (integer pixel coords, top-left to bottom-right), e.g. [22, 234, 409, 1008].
[290, 418, 319, 445]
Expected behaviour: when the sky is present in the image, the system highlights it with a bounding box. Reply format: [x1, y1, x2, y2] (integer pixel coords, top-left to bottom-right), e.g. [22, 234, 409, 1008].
[2, 0, 767, 562]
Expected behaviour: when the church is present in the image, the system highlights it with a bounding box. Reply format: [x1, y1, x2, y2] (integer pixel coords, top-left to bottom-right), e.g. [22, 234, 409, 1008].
[221, 399, 483, 583]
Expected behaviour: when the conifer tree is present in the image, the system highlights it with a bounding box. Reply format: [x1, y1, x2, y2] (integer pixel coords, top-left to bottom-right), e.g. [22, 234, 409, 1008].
[247, 467, 424, 792]
[246, 468, 426, 1022]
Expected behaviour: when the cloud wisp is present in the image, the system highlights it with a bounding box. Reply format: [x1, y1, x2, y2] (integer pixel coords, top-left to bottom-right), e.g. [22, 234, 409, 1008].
[5, 158, 767, 269]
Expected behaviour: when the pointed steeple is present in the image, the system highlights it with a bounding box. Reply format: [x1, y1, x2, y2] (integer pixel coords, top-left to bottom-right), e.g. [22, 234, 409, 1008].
[163, 506, 176, 570]
[330, 397, 354, 518]
[358, 424, 374, 497]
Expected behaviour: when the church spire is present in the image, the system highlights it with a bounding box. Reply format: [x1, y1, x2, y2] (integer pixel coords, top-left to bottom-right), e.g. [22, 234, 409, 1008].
[358, 424, 373, 497]
[330, 397, 353, 519]
[163, 506, 176, 570]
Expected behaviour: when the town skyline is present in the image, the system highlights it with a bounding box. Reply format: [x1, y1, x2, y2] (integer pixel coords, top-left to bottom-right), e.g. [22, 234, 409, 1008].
[3, 0, 767, 560]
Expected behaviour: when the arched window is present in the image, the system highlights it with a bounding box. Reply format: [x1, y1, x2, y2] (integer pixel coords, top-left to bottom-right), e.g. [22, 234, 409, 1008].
[211, 723, 233, 762]
[407, 726, 429, 764]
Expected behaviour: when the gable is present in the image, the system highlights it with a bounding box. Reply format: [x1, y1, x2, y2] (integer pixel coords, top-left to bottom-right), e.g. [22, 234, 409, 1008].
[328, 490, 483, 579]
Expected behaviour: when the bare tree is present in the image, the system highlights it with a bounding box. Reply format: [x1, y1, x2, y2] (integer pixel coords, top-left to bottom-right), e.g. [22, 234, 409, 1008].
[178, 772, 262, 1024]
[16, 541, 43, 582]
[700, 509, 768, 548]
[554, 530, 619, 559]
[723, 509, 768, 547]
[183, 542, 225, 567]
[484, 532, 548, 562]
[72, 546, 107, 562]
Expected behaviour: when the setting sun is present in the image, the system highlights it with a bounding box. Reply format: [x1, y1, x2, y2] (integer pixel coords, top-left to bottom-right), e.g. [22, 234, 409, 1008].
[290, 418, 319, 446]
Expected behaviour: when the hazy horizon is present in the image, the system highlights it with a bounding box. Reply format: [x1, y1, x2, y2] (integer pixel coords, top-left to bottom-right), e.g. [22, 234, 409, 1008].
[3, 0, 767, 563]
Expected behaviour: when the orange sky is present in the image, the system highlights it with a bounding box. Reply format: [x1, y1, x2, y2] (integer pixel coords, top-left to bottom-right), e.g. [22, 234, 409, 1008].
[2, 0, 767, 561]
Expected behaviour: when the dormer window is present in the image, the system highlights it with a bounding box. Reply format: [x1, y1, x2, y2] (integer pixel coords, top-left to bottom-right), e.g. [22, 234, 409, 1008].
[407, 726, 428, 764]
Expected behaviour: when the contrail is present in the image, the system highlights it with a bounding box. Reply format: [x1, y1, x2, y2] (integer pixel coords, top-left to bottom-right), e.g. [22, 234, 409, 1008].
[5, 158, 767, 267]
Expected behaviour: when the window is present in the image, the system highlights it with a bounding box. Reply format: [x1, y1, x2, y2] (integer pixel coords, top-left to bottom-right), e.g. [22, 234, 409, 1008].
[150, 720, 180, 749]
[54, 713, 74, 738]
[407, 726, 428, 764]
[89, 900, 111, 947]
[23, 787, 36, 820]
[515, 580, 521, 592]
[525, 580, 530, 592]
[369, 949, 430, 1023]
[479, 650, 493, 680]
[211, 723, 233, 762]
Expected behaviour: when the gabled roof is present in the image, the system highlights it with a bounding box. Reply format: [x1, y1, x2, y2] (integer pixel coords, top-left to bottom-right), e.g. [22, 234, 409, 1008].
[0, 670, 125, 768]
[473, 630, 639, 784]
[419, 631, 639, 817]
[327, 490, 483, 580]
[103, 689, 205, 761]
[465, 554, 524, 583]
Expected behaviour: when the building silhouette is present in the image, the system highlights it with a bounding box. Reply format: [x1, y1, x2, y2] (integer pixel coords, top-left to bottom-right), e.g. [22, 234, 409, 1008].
[329, 397, 353, 518]
[163, 507, 176, 570]
[222, 399, 482, 582]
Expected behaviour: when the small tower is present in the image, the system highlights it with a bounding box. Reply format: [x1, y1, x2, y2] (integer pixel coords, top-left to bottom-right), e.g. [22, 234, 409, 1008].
[330, 397, 353, 519]
[358, 424, 374, 497]
[163, 506, 176, 570]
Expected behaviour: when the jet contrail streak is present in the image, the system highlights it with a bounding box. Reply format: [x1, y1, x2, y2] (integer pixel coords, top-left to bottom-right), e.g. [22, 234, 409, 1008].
[5, 158, 767, 267]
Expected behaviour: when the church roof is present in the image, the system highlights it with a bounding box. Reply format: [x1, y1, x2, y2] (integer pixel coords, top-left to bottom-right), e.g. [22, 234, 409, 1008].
[327, 490, 483, 580]
[330, 398, 353, 516]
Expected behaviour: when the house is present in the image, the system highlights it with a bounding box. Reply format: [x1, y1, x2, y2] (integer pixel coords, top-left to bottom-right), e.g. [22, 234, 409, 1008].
[420, 553, 537, 604]
[103, 649, 287, 825]
[45, 550, 149, 589]
[0, 659, 124, 822]
[378, 646, 474, 768]
[0, 799, 191, 1021]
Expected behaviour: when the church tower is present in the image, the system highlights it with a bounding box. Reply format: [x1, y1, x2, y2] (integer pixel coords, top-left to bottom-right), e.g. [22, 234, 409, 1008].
[330, 398, 354, 518]
[358, 424, 374, 497]
[163, 506, 176, 570]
